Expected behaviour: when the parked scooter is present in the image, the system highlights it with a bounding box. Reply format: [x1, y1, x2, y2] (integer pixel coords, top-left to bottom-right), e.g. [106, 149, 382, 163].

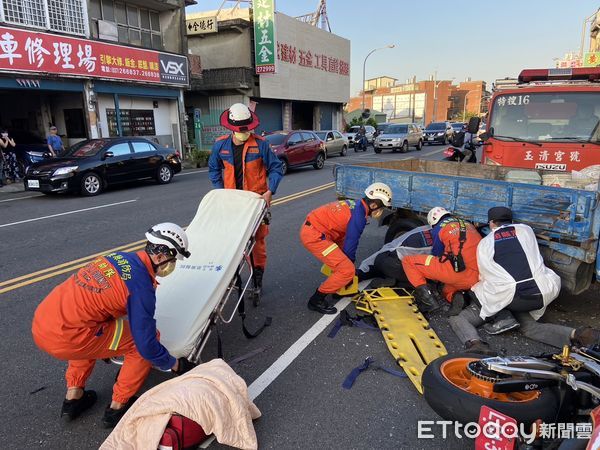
[423, 344, 600, 448]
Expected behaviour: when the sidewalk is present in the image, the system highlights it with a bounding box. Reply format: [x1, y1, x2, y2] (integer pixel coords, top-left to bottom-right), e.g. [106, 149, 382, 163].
[0, 181, 26, 195]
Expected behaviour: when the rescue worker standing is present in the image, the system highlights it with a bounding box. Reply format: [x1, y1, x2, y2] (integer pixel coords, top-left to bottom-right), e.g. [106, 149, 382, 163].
[300, 183, 393, 314]
[208, 103, 284, 291]
[32, 223, 191, 428]
[402, 207, 481, 312]
[449, 207, 600, 354]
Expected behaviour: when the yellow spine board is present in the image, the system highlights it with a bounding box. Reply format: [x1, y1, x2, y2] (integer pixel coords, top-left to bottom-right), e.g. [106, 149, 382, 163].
[356, 287, 448, 394]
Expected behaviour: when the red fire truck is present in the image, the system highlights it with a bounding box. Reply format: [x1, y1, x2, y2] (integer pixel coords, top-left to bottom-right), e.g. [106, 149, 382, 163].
[482, 67, 600, 171]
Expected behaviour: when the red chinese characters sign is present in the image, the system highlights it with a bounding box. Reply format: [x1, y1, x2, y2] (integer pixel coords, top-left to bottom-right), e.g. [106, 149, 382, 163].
[276, 41, 349, 76]
[0, 26, 188, 86]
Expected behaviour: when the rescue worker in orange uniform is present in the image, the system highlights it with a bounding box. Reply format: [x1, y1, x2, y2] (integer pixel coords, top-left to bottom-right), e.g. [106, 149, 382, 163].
[402, 207, 482, 313]
[300, 183, 393, 314]
[32, 223, 191, 428]
[208, 103, 284, 292]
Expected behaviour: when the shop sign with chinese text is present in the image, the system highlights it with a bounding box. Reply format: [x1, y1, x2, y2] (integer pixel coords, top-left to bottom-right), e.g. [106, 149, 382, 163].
[253, 0, 276, 74]
[186, 17, 218, 35]
[0, 26, 188, 86]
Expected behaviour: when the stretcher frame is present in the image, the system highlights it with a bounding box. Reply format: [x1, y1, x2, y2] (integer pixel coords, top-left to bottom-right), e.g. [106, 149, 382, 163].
[112, 197, 268, 368]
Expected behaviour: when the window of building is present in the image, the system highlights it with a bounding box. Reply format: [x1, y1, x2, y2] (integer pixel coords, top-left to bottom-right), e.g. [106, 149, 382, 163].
[64, 109, 87, 139]
[1, 0, 87, 35]
[107, 109, 156, 137]
[91, 1, 163, 50]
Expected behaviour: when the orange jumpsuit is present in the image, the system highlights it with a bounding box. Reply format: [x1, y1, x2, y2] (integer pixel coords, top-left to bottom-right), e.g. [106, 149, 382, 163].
[32, 251, 175, 404]
[208, 134, 284, 269]
[402, 217, 481, 302]
[300, 199, 368, 294]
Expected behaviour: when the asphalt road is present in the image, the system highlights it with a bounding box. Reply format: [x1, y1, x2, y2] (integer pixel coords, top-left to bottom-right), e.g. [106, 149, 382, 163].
[0, 143, 597, 450]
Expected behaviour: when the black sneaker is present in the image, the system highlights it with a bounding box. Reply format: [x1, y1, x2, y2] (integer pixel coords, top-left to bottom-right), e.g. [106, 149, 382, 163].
[61, 390, 97, 422]
[483, 310, 520, 335]
[101, 396, 138, 429]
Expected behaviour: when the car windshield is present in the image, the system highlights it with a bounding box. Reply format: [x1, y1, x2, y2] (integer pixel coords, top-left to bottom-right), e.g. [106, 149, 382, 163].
[377, 124, 390, 134]
[451, 123, 463, 130]
[386, 125, 408, 134]
[63, 139, 108, 157]
[426, 123, 446, 131]
[265, 134, 286, 146]
[490, 92, 600, 142]
[315, 132, 327, 140]
[348, 126, 361, 133]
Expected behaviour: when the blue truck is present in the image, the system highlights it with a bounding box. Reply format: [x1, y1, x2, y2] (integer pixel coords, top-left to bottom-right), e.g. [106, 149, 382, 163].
[334, 160, 599, 295]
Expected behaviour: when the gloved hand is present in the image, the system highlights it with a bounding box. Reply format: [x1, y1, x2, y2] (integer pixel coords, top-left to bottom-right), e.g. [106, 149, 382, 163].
[172, 358, 196, 376]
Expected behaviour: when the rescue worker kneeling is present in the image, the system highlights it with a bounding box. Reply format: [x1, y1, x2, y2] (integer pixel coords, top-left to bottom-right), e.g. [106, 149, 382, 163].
[32, 223, 191, 428]
[402, 207, 482, 312]
[300, 183, 393, 314]
[450, 207, 600, 354]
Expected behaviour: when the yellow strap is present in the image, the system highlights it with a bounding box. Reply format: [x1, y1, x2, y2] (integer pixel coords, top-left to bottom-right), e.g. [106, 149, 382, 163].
[109, 317, 124, 351]
[322, 243, 339, 257]
[424, 255, 434, 266]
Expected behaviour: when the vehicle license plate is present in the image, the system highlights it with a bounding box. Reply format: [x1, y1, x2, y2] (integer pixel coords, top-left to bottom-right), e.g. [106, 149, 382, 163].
[428, 137, 434, 141]
[27, 180, 40, 189]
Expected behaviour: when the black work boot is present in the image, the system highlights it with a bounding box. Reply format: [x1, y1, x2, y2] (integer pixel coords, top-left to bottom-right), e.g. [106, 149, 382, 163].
[253, 267, 264, 291]
[307, 290, 337, 315]
[61, 390, 97, 422]
[414, 285, 443, 313]
[101, 396, 138, 429]
[572, 327, 600, 347]
[465, 340, 497, 356]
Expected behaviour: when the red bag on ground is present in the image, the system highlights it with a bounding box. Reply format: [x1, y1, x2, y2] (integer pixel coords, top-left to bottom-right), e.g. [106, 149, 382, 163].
[158, 415, 208, 450]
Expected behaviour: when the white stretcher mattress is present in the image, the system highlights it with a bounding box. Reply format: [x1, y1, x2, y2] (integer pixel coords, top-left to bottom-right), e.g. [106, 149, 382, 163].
[155, 189, 265, 358]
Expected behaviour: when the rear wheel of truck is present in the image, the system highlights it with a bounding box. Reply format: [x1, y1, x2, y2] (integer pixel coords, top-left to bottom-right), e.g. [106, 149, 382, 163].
[384, 217, 424, 243]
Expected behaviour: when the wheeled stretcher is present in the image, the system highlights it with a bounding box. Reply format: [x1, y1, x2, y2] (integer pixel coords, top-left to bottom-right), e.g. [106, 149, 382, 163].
[155, 189, 269, 364]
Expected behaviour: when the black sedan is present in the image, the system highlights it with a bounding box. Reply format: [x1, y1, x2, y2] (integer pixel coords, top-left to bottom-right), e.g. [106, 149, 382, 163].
[23, 137, 182, 196]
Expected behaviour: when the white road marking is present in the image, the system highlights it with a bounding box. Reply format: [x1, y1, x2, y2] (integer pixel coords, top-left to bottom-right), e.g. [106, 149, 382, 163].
[247, 297, 352, 400]
[0, 194, 44, 203]
[0, 199, 137, 228]
[175, 169, 208, 176]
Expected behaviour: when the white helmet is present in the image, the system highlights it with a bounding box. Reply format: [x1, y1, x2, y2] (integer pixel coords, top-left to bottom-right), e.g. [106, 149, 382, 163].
[364, 182, 392, 207]
[427, 207, 450, 226]
[145, 223, 191, 260]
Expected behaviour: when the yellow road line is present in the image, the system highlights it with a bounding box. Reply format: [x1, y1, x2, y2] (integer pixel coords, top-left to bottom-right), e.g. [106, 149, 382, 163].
[0, 182, 335, 294]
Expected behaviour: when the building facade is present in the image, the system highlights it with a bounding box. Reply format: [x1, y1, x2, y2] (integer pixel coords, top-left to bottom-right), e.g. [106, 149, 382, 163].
[185, 7, 350, 148]
[0, 0, 190, 150]
[347, 76, 486, 125]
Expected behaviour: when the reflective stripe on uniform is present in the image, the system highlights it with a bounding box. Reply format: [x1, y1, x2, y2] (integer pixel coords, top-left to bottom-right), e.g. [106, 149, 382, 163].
[424, 255, 434, 266]
[109, 317, 124, 351]
[322, 243, 339, 257]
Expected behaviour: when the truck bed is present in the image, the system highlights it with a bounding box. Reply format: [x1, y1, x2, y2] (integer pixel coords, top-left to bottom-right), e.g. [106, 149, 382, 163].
[335, 160, 600, 266]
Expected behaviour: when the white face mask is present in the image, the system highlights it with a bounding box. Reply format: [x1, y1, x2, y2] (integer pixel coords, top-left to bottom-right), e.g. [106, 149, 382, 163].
[234, 131, 251, 142]
[156, 259, 177, 278]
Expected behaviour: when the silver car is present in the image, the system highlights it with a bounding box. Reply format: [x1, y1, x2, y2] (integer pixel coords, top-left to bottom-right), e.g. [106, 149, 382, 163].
[315, 130, 349, 157]
[374, 123, 423, 153]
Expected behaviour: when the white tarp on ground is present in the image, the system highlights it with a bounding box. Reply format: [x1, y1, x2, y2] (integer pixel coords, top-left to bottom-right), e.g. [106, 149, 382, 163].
[155, 189, 265, 358]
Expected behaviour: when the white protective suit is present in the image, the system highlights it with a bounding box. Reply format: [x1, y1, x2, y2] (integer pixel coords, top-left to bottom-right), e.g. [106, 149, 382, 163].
[472, 223, 561, 320]
[358, 224, 432, 272]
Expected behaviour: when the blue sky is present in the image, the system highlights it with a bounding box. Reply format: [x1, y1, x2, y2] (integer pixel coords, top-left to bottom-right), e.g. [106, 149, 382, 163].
[187, 1, 599, 95]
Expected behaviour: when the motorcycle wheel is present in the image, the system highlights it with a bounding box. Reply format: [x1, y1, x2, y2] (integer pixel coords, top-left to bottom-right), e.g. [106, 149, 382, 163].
[422, 354, 561, 426]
